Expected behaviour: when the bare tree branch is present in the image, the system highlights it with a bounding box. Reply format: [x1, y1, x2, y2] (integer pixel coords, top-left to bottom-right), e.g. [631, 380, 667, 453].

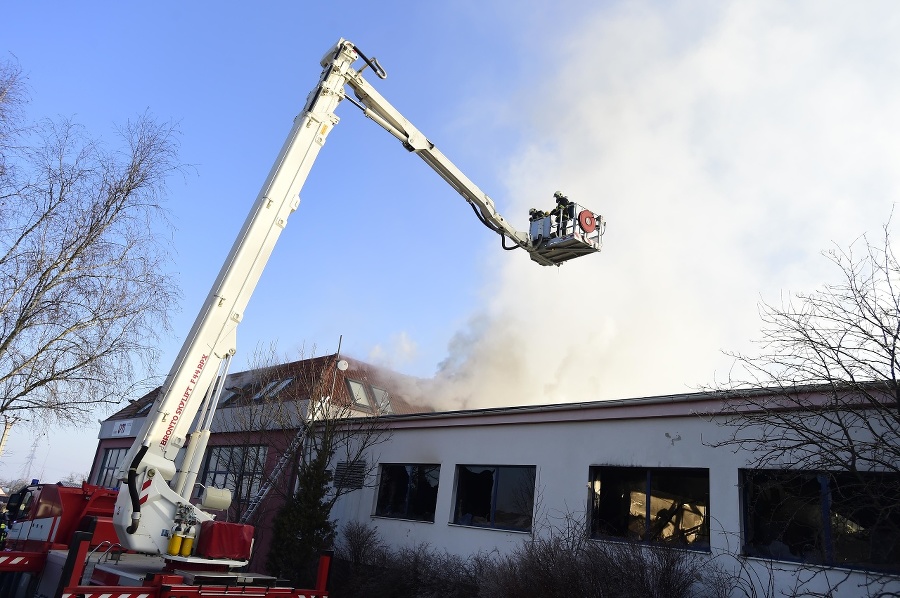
[707, 224, 900, 593]
[196, 344, 392, 579]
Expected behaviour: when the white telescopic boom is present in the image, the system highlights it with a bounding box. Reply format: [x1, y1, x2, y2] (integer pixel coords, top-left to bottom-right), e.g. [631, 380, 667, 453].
[112, 40, 359, 555]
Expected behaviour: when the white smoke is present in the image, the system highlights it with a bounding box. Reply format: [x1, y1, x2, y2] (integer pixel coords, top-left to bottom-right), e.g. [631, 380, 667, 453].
[368, 332, 420, 370]
[425, 1, 900, 410]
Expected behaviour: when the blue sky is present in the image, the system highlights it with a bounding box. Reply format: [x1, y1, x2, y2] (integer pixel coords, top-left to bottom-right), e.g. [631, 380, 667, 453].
[2, 1, 899, 480]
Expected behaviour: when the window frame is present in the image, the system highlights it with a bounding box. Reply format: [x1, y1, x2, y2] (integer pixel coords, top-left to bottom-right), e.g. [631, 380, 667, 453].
[370, 386, 393, 414]
[345, 379, 372, 410]
[588, 465, 711, 551]
[95, 447, 128, 489]
[251, 378, 293, 401]
[199, 444, 268, 505]
[452, 464, 536, 532]
[374, 463, 440, 522]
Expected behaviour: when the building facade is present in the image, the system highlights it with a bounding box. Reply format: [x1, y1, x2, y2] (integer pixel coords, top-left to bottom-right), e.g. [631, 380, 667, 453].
[329, 389, 899, 597]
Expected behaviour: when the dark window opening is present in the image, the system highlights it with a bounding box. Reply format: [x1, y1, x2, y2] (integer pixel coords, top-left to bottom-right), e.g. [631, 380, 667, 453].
[453, 465, 535, 531]
[742, 470, 900, 571]
[375, 464, 440, 522]
[590, 466, 710, 550]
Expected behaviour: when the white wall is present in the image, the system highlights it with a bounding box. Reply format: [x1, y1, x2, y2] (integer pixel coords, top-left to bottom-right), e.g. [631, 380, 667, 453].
[335, 414, 740, 552]
[330, 408, 899, 597]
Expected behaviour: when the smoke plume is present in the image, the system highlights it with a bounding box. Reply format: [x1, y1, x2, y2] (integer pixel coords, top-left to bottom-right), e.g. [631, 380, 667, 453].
[424, 2, 900, 410]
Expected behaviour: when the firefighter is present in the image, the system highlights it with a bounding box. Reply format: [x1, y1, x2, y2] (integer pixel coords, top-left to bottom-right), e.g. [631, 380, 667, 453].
[552, 191, 574, 235]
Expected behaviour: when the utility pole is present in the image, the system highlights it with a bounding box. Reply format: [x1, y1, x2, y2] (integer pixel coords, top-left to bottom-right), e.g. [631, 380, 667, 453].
[19, 435, 40, 482]
[0, 416, 17, 462]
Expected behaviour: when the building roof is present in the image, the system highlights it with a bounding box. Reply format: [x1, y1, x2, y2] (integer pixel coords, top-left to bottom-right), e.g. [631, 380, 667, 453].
[368, 381, 896, 429]
[105, 354, 431, 422]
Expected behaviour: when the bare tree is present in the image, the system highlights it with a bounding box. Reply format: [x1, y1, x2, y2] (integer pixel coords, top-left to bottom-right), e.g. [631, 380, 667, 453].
[267, 350, 393, 584]
[189, 348, 308, 532]
[196, 345, 392, 580]
[0, 58, 181, 425]
[0, 476, 29, 494]
[711, 225, 900, 595]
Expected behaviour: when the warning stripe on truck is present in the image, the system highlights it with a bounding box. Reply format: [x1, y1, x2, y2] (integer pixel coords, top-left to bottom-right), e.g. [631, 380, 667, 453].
[139, 478, 152, 504]
[0, 552, 46, 571]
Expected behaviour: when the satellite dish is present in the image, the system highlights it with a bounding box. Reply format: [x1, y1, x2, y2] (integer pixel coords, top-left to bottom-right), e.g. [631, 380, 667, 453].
[337, 359, 349, 371]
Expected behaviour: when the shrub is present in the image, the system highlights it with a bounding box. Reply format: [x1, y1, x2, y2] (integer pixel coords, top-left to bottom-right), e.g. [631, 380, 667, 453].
[331, 522, 731, 598]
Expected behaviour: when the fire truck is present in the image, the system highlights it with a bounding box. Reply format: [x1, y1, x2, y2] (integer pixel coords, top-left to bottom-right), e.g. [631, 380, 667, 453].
[0, 39, 604, 598]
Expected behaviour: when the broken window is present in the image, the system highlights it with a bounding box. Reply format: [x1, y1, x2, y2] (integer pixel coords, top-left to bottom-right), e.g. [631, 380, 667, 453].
[453, 465, 536, 531]
[375, 464, 440, 522]
[218, 382, 255, 407]
[742, 470, 900, 571]
[589, 466, 710, 550]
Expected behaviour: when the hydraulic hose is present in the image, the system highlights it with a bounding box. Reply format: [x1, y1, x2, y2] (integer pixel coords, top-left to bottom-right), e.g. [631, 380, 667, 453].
[125, 445, 149, 534]
[468, 203, 523, 252]
[348, 43, 387, 79]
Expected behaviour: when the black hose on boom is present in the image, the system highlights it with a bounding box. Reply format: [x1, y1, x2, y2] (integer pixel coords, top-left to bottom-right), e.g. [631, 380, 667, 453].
[349, 44, 387, 79]
[125, 445, 149, 534]
[468, 203, 522, 251]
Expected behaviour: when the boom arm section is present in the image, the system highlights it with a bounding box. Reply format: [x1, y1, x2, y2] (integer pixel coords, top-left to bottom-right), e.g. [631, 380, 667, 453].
[335, 40, 605, 266]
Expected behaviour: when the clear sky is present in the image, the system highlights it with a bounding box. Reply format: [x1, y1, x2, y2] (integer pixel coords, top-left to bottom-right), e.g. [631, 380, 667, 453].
[2, 1, 899, 482]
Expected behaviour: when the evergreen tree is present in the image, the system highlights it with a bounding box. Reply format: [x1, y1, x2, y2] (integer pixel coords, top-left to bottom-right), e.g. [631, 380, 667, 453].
[267, 447, 335, 586]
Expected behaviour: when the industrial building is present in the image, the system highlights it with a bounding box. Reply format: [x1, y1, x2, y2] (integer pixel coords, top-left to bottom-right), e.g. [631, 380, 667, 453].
[91, 355, 900, 596]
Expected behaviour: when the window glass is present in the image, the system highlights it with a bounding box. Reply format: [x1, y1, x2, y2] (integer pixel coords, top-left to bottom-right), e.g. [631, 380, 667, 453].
[649, 469, 710, 546]
[494, 466, 536, 530]
[590, 466, 647, 541]
[375, 464, 440, 522]
[95, 447, 128, 489]
[370, 386, 392, 414]
[346, 379, 371, 409]
[742, 470, 900, 571]
[453, 465, 535, 531]
[252, 378, 293, 401]
[200, 445, 267, 504]
[590, 466, 710, 550]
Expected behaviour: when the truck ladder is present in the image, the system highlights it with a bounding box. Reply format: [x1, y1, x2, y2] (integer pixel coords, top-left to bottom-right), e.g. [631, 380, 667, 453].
[240, 427, 305, 524]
